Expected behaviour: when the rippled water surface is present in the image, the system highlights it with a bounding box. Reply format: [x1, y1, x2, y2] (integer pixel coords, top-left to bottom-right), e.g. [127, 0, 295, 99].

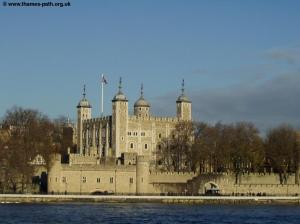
[0, 203, 299, 224]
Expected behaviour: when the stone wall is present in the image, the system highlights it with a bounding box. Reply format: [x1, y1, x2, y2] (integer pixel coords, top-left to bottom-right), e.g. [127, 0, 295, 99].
[187, 173, 300, 196]
[48, 154, 137, 195]
[48, 154, 300, 196]
[48, 154, 198, 195]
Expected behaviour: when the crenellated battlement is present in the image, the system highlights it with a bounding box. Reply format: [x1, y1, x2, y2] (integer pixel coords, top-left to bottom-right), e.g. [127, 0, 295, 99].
[128, 115, 179, 123]
[61, 163, 136, 172]
[150, 171, 197, 176]
[69, 154, 98, 165]
[83, 116, 111, 124]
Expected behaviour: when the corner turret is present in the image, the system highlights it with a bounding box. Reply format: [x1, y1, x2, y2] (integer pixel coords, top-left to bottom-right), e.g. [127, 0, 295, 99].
[112, 78, 128, 157]
[176, 79, 192, 121]
[77, 85, 92, 154]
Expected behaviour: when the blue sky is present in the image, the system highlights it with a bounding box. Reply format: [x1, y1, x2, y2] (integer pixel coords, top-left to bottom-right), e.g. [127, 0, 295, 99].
[1, 0, 300, 132]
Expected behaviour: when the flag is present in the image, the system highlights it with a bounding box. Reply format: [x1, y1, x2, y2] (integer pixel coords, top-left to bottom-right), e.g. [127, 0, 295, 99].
[101, 74, 108, 84]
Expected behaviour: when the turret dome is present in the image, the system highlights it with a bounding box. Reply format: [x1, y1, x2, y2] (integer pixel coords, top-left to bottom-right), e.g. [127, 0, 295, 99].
[134, 83, 151, 118]
[113, 92, 127, 101]
[134, 96, 150, 107]
[176, 79, 191, 103]
[176, 94, 190, 103]
[77, 85, 92, 108]
[112, 77, 128, 102]
[134, 83, 150, 107]
[77, 98, 92, 108]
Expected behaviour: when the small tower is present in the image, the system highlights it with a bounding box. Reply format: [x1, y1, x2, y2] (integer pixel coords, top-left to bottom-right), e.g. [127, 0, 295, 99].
[112, 78, 128, 157]
[176, 79, 192, 121]
[136, 155, 150, 195]
[77, 85, 92, 154]
[134, 83, 150, 118]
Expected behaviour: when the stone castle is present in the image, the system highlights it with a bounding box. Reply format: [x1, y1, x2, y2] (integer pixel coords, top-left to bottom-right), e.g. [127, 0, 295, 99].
[48, 78, 196, 195]
[76, 78, 191, 159]
[48, 78, 300, 196]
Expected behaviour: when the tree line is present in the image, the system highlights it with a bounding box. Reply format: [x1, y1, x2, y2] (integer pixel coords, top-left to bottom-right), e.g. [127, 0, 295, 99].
[156, 121, 300, 184]
[0, 107, 73, 193]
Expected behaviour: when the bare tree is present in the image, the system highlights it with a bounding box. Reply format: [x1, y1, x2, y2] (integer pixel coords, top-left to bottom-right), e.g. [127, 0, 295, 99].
[156, 121, 195, 172]
[229, 122, 264, 184]
[192, 122, 219, 173]
[265, 125, 299, 184]
[1, 107, 61, 193]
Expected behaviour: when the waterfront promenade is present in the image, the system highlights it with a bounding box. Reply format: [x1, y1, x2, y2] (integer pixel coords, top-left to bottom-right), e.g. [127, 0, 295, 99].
[1, 194, 300, 204]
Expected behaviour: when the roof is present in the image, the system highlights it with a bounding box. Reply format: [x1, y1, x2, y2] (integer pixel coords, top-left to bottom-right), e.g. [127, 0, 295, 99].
[112, 91, 128, 102]
[134, 96, 150, 107]
[77, 98, 92, 108]
[176, 94, 191, 103]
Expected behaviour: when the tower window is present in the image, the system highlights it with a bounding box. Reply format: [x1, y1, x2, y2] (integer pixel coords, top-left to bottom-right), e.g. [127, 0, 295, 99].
[144, 144, 148, 149]
[158, 133, 161, 138]
[130, 143, 134, 149]
[97, 178, 100, 183]
[82, 177, 87, 183]
[129, 177, 134, 184]
[110, 177, 114, 183]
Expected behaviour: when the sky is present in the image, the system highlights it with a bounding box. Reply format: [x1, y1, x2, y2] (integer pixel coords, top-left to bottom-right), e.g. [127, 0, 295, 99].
[1, 0, 300, 133]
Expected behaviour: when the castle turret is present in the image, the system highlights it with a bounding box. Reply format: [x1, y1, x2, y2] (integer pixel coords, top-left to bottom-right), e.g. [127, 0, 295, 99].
[47, 154, 62, 194]
[112, 78, 128, 157]
[77, 85, 92, 154]
[134, 84, 150, 118]
[136, 155, 150, 195]
[176, 79, 192, 121]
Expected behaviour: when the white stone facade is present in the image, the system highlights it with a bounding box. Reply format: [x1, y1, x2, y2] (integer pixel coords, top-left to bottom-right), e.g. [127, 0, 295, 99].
[76, 79, 192, 160]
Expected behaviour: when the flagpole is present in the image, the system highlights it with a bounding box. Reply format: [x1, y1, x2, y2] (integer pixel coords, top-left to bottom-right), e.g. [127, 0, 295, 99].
[101, 73, 104, 116]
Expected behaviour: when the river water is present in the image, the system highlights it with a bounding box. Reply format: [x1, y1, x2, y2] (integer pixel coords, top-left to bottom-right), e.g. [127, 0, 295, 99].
[0, 203, 299, 224]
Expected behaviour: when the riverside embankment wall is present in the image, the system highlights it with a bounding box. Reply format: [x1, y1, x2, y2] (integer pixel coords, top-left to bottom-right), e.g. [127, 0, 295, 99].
[1, 194, 300, 204]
